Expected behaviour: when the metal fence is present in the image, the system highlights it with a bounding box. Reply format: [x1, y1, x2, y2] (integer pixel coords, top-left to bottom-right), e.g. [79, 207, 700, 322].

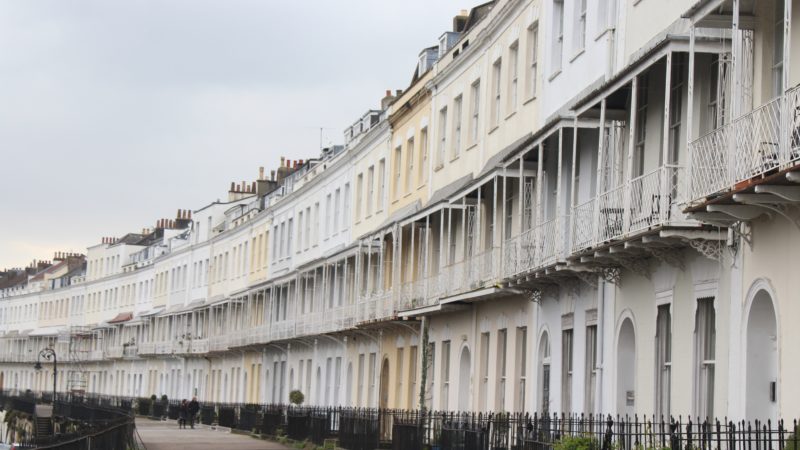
[9, 391, 798, 450]
[0, 390, 138, 449]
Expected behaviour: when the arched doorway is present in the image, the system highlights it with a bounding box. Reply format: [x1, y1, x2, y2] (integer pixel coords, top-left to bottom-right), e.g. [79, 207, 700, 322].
[537, 332, 551, 414]
[379, 359, 390, 409]
[458, 346, 471, 411]
[746, 289, 778, 421]
[616, 317, 636, 416]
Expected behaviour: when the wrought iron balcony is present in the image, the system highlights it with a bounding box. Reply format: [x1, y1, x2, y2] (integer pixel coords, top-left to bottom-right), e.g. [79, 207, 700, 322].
[688, 87, 800, 205]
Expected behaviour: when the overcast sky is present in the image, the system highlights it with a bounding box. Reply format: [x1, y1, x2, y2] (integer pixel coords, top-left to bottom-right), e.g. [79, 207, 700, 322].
[0, 0, 469, 269]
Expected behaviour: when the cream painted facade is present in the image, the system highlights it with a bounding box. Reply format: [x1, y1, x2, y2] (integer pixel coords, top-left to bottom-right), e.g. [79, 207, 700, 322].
[2, 0, 800, 423]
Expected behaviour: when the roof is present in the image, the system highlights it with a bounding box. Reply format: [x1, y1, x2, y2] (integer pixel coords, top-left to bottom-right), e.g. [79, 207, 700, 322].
[428, 174, 475, 205]
[108, 312, 133, 324]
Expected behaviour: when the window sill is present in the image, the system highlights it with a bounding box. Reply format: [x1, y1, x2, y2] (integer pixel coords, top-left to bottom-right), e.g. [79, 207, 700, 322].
[417, 183, 427, 191]
[403, 193, 412, 199]
[505, 111, 517, 121]
[449, 155, 460, 163]
[595, 28, 614, 42]
[433, 163, 445, 172]
[488, 125, 500, 135]
[548, 70, 562, 82]
[569, 49, 585, 63]
[523, 95, 536, 106]
[466, 143, 478, 152]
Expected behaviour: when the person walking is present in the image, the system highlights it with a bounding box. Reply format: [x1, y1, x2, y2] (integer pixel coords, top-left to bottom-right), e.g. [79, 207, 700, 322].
[188, 396, 200, 429]
[179, 399, 188, 429]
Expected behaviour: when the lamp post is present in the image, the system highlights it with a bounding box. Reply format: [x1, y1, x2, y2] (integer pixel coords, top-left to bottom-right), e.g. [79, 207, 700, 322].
[34, 347, 57, 402]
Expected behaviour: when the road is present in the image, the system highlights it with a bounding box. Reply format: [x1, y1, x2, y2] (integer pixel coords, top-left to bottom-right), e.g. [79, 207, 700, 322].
[136, 418, 290, 450]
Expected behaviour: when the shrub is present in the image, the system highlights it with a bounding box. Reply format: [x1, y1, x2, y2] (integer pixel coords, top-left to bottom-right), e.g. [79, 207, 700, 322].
[554, 434, 599, 450]
[289, 390, 305, 405]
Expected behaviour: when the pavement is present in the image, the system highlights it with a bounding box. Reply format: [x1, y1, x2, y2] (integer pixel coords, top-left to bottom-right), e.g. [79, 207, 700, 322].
[136, 417, 291, 450]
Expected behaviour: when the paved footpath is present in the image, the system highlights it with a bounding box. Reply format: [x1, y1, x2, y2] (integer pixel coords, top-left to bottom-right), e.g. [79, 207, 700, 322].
[136, 417, 290, 450]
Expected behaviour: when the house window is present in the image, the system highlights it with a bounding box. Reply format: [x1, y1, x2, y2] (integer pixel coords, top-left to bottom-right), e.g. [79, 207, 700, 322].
[515, 327, 527, 412]
[695, 297, 716, 419]
[561, 328, 573, 412]
[297, 212, 303, 253]
[305, 207, 311, 249]
[539, 333, 551, 414]
[343, 183, 350, 230]
[440, 340, 451, 410]
[313, 203, 320, 245]
[469, 81, 481, 144]
[504, 195, 514, 239]
[333, 188, 341, 233]
[634, 76, 649, 178]
[394, 146, 402, 197]
[452, 95, 463, 158]
[408, 346, 418, 409]
[356, 173, 364, 219]
[496, 328, 508, 410]
[551, 0, 564, 74]
[367, 166, 375, 216]
[491, 59, 502, 128]
[395, 347, 404, 407]
[357, 353, 364, 406]
[437, 107, 448, 167]
[655, 304, 672, 417]
[526, 24, 538, 99]
[668, 55, 684, 165]
[575, 0, 587, 53]
[406, 138, 415, 191]
[508, 42, 519, 112]
[377, 159, 386, 211]
[585, 324, 597, 413]
[773, 0, 785, 97]
[479, 332, 490, 410]
[418, 129, 428, 185]
[325, 194, 332, 238]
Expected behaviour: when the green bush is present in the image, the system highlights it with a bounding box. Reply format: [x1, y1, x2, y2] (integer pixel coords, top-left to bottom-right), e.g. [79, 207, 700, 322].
[289, 390, 305, 405]
[554, 434, 599, 450]
[785, 426, 800, 450]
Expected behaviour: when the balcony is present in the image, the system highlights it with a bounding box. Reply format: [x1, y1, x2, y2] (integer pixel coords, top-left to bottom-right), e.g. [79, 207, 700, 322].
[688, 87, 800, 207]
[189, 338, 209, 354]
[138, 342, 155, 355]
[209, 335, 229, 352]
[505, 216, 567, 278]
[358, 290, 393, 323]
[123, 344, 138, 358]
[570, 165, 684, 255]
[107, 346, 123, 359]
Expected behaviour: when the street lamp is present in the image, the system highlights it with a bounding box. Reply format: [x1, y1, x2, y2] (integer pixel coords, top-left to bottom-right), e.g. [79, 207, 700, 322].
[33, 347, 57, 402]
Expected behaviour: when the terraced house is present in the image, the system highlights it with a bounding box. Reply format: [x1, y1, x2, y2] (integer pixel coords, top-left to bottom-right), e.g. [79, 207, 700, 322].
[2, 0, 799, 424]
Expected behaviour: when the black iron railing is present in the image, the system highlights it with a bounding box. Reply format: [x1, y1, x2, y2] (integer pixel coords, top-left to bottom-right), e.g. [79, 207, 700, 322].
[6, 390, 798, 450]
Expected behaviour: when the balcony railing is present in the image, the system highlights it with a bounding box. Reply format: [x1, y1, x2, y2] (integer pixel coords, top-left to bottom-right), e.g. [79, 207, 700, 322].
[138, 342, 155, 355]
[190, 338, 208, 354]
[505, 216, 566, 278]
[107, 346, 123, 359]
[567, 165, 683, 254]
[689, 87, 800, 203]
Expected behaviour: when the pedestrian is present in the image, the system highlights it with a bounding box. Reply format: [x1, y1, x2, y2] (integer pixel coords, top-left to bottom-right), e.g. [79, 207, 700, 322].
[179, 399, 188, 429]
[188, 396, 200, 429]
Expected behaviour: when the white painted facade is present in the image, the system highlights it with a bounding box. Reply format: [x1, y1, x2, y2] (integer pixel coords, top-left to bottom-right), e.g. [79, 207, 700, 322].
[1, 0, 799, 423]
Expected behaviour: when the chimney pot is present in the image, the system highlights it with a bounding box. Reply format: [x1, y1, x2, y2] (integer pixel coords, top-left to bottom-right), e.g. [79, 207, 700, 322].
[259, 166, 265, 180]
[385, 89, 391, 97]
[280, 156, 285, 167]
